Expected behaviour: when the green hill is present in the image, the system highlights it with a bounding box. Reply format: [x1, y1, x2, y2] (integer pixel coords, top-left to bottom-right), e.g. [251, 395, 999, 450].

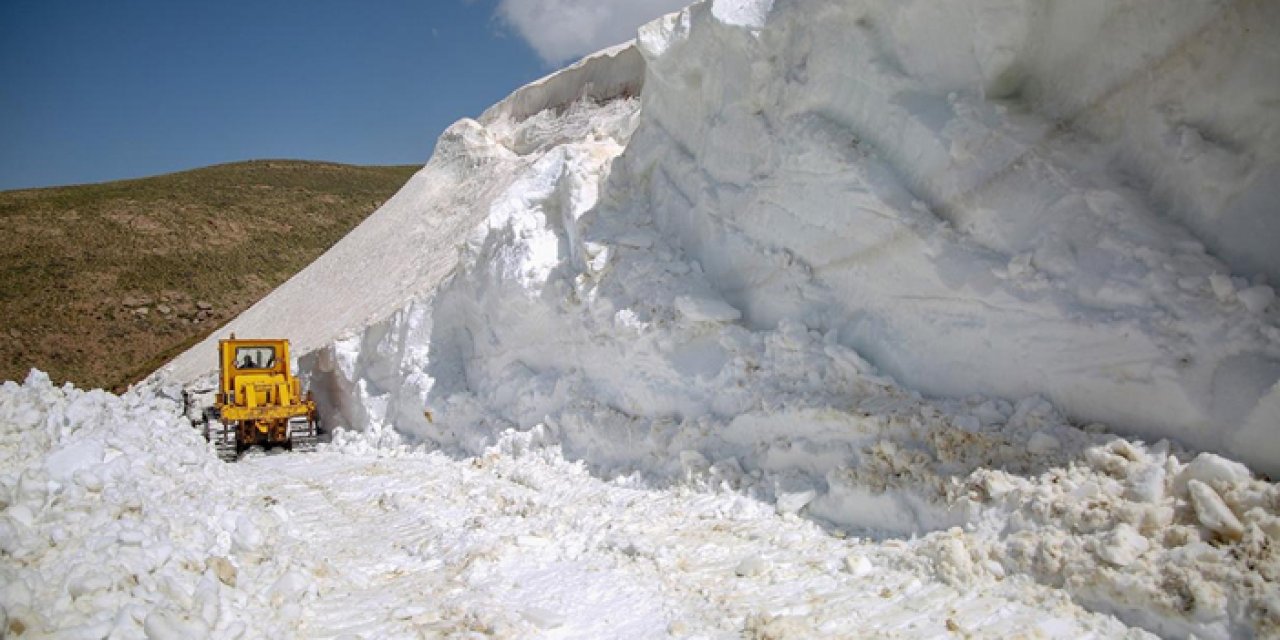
[0, 160, 418, 391]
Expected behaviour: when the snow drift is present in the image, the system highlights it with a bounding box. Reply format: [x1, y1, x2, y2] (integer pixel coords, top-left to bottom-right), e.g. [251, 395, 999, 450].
[0, 373, 313, 637]
[148, 1, 1280, 636]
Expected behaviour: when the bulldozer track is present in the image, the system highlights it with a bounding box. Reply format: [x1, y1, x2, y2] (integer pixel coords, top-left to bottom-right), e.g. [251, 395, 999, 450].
[289, 415, 319, 453]
[200, 415, 321, 462]
[206, 418, 239, 463]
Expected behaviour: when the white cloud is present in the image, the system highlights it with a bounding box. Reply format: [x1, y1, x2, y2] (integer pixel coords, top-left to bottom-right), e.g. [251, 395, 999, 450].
[496, 0, 691, 65]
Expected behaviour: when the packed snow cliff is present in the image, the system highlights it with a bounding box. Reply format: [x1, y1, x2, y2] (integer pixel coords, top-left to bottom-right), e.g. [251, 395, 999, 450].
[150, 0, 1280, 637]
[165, 0, 1280, 478]
[625, 0, 1280, 472]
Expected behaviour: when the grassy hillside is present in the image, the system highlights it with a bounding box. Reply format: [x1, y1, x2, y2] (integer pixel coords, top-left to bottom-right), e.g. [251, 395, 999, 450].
[0, 160, 418, 391]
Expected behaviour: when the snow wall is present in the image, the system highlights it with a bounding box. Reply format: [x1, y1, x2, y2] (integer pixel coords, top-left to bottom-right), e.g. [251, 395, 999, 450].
[626, 0, 1280, 472]
[162, 0, 1280, 475]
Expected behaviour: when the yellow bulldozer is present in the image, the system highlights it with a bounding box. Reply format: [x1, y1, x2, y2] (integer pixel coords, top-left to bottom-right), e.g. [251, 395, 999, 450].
[187, 335, 319, 462]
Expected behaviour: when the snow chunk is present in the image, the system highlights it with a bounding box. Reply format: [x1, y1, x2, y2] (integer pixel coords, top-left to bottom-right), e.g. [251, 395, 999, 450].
[208, 557, 237, 587]
[712, 0, 775, 28]
[1176, 453, 1252, 494]
[67, 573, 113, 600]
[1126, 465, 1167, 504]
[44, 440, 104, 482]
[521, 607, 566, 629]
[1237, 285, 1275, 314]
[637, 7, 691, 59]
[927, 530, 978, 585]
[231, 514, 264, 555]
[735, 555, 769, 577]
[674, 295, 742, 323]
[1209, 273, 1236, 302]
[143, 610, 210, 640]
[844, 554, 874, 578]
[775, 488, 817, 516]
[1026, 432, 1060, 455]
[1096, 524, 1150, 567]
[269, 571, 312, 607]
[1187, 479, 1245, 541]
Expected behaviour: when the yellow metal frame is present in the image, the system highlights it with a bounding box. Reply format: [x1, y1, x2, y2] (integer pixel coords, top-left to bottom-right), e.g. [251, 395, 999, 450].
[215, 337, 315, 440]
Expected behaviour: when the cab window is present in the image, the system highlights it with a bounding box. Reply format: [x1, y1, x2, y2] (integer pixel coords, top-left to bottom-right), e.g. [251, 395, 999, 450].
[234, 346, 276, 369]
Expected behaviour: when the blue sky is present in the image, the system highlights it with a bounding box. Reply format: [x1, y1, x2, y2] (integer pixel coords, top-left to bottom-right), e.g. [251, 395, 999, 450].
[0, 0, 686, 191]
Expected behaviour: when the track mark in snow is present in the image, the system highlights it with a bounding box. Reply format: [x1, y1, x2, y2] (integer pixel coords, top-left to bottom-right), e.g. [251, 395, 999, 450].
[234, 448, 1148, 639]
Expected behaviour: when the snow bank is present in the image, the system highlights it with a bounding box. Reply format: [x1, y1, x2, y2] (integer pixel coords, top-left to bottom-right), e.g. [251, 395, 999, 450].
[159, 1, 1280, 474]
[163, 0, 1280, 473]
[144, 1, 1280, 636]
[0, 372, 315, 637]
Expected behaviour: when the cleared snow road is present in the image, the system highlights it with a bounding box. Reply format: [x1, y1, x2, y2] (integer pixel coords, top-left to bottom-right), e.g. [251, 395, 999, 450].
[238, 445, 1148, 639]
[0, 377, 1157, 637]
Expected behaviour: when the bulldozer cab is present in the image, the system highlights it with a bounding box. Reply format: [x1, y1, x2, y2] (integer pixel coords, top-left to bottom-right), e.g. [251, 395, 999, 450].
[221, 339, 288, 385]
[234, 345, 276, 370]
[217, 337, 302, 410]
